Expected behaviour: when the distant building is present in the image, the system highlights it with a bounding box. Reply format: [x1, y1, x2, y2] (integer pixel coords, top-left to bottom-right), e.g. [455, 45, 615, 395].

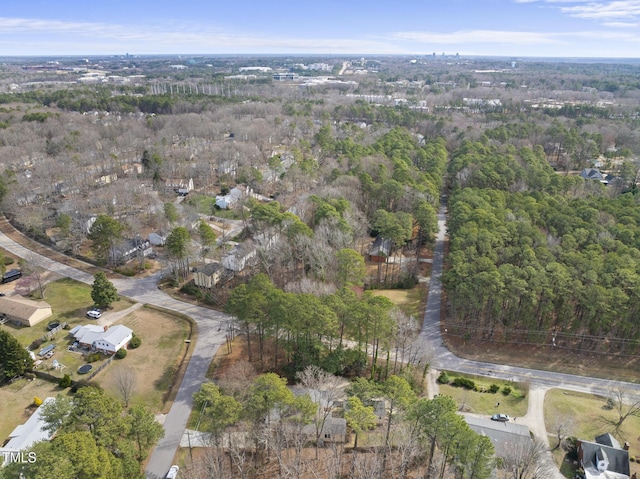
[193, 263, 224, 289]
[273, 72, 299, 81]
[369, 236, 392, 263]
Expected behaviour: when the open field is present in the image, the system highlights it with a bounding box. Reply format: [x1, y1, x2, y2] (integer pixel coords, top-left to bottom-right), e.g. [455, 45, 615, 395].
[0, 379, 71, 442]
[545, 388, 640, 477]
[438, 372, 529, 418]
[0, 305, 191, 448]
[370, 284, 427, 318]
[97, 306, 191, 412]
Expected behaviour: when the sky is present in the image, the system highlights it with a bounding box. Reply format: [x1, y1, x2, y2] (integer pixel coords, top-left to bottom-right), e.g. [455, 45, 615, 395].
[2, 0, 640, 58]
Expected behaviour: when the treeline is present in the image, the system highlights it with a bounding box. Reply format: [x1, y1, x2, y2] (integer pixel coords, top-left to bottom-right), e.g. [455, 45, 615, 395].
[0, 87, 247, 114]
[1, 387, 163, 479]
[225, 274, 424, 381]
[444, 140, 640, 353]
[183, 369, 494, 479]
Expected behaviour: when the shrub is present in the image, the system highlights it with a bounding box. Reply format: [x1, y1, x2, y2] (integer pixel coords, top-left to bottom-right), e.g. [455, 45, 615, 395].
[489, 384, 500, 394]
[129, 335, 142, 349]
[502, 386, 512, 396]
[3, 257, 14, 265]
[437, 371, 450, 384]
[29, 338, 44, 350]
[59, 374, 72, 388]
[33, 396, 43, 406]
[86, 353, 102, 363]
[452, 377, 477, 390]
[115, 348, 127, 359]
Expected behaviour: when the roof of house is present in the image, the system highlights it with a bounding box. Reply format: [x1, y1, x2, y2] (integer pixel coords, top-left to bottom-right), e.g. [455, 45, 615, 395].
[580, 436, 630, 478]
[197, 262, 224, 276]
[465, 415, 531, 459]
[0, 297, 52, 320]
[1, 397, 56, 453]
[369, 236, 392, 257]
[72, 324, 133, 348]
[581, 168, 606, 181]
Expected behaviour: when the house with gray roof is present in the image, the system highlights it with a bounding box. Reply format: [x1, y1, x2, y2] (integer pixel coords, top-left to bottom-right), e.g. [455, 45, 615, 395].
[578, 433, 630, 479]
[0, 397, 56, 465]
[70, 324, 133, 354]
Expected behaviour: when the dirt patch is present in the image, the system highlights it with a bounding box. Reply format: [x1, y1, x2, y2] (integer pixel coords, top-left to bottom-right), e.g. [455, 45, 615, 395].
[97, 306, 192, 412]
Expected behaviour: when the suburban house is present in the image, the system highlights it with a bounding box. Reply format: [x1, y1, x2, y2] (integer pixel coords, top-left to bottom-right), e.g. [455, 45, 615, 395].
[194, 263, 224, 288]
[0, 397, 56, 465]
[221, 241, 257, 272]
[215, 185, 252, 210]
[368, 236, 393, 263]
[580, 168, 611, 184]
[165, 177, 194, 195]
[110, 238, 153, 264]
[465, 415, 533, 460]
[577, 433, 630, 479]
[70, 324, 133, 354]
[147, 232, 167, 246]
[0, 297, 53, 327]
[294, 386, 347, 444]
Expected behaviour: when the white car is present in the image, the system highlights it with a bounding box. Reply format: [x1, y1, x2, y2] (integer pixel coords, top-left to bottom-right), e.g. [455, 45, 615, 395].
[86, 308, 102, 319]
[166, 465, 179, 479]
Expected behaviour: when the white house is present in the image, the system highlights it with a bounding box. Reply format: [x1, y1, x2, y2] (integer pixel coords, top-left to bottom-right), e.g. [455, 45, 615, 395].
[215, 185, 252, 210]
[0, 397, 56, 465]
[221, 241, 257, 272]
[70, 324, 133, 354]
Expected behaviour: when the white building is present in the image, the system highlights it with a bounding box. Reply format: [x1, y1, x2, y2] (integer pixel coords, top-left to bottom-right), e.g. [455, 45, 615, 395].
[70, 324, 133, 354]
[0, 397, 56, 465]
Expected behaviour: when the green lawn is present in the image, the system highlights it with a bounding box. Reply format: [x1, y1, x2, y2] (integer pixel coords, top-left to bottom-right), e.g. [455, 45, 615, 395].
[370, 285, 427, 318]
[438, 372, 529, 418]
[545, 389, 640, 478]
[1, 278, 134, 348]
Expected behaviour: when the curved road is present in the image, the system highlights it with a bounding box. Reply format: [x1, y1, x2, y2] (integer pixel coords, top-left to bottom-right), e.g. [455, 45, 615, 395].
[0, 233, 231, 479]
[2, 200, 640, 477]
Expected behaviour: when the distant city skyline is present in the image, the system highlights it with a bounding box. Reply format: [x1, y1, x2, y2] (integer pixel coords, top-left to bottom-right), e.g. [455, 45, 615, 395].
[3, 0, 640, 58]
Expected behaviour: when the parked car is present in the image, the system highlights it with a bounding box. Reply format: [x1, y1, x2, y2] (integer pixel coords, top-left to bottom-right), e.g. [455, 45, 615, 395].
[491, 413, 510, 422]
[166, 465, 179, 479]
[86, 308, 102, 319]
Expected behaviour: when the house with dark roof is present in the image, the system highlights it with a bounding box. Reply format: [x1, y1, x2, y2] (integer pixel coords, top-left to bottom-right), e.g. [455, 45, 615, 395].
[368, 236, 392, 263]
[580, 168, 614, 185]
[577, 433, 630, 479]
[194, 263, 224, 289]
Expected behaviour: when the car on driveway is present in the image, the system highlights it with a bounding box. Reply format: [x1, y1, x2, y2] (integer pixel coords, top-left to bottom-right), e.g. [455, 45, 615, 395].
[86, 308, 102, 319]
[491, 413, 510, 422]
[166, 465, 179, 479]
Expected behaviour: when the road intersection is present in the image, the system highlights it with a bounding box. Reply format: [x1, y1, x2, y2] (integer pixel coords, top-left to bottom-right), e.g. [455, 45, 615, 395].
[0, 204, 638, 477]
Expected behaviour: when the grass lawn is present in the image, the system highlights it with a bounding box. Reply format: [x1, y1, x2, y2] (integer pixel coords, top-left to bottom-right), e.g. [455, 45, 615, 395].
[0, 378, 71, 442]
[1, 278, 134, 349]
[545, 388, 640, 475]
[97, 306, 191, 413]
[370, 285, 427, 318]
[438, 372, 528, 418]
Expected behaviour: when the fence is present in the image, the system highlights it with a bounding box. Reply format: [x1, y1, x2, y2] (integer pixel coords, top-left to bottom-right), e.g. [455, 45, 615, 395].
[86, 355, 114, 381]
[43, 322, 68, 341]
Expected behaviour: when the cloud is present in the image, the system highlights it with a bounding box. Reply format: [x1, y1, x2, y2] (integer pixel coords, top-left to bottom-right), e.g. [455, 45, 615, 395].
[560, 1, 640, 19]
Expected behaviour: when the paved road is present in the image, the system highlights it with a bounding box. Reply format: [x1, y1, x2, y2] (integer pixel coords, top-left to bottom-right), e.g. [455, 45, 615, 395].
[419, 199, 640, 397]
[3, 198, 640, 477]
[0, 232, 232, 479]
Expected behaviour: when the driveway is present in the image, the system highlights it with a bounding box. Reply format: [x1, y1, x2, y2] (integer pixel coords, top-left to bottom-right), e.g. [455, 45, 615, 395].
[0, 232, 231, 479]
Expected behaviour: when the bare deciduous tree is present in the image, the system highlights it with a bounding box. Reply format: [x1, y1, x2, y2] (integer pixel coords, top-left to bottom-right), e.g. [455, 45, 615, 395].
[113, 367, 137, 408]
[602, 387, 640, 435]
